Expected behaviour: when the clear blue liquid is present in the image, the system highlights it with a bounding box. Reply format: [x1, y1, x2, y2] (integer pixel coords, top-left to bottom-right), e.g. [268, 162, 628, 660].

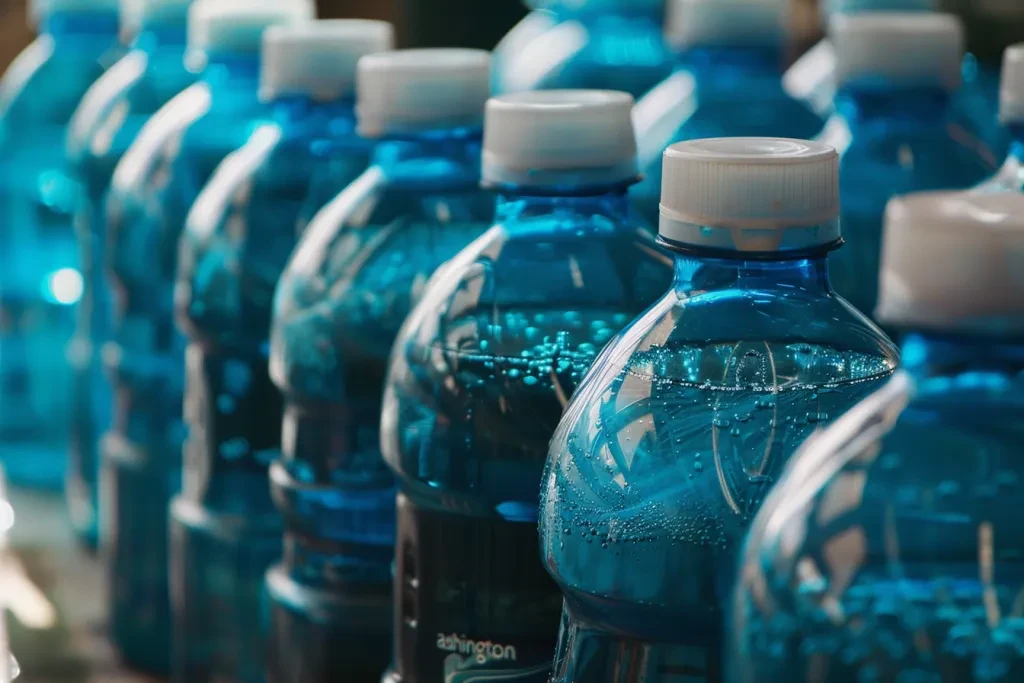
[269, 137, 493, 681]
[732, 338, 1024, 683]
[381, 191, 673, 683]
[0, 12, 120, 490]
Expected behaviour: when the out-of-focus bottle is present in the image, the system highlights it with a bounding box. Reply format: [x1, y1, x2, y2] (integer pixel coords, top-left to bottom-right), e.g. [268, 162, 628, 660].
[978, 44, 1024, 193]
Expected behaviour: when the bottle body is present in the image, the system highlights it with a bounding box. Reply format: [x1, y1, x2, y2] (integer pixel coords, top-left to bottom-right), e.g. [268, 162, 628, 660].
[0, 11, 120, 490]
[730, 335, 1024, 683]
[269, 136, 493, 682]
[381, 190, 673, 683]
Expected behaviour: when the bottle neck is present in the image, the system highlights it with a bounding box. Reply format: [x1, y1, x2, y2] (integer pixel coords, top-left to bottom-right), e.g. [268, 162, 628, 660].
[495, 188, 634, 234]
[900, 332, 1024, 383]
[835, 84, 953, 126]
[270, 96, 356, 126]
[541, 0, 662, 20]
[372, 128, 483, 188]
[677, 45, 785, 77]
[198, 50, 261, 87]
[672, 253, 832, 298]
[130, 20, 187, 50]
[40, 10, 120, 39]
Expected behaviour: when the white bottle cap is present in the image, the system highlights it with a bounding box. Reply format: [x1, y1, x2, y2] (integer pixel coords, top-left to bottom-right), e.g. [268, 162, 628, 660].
[666, 0, 789, 50]
[188, 0, 314, 55]
[877, 191, 1024, 334]
[120, 0, 191, 34]
[30, 0, 118, 24]
[830, 12, 964, 91]
[824, 0, 936, 16]
[482, 90, 637, 189]
[260, 20, 394, 103]
[659, 138, 840, 253]
[1000, 44, 1024, 124]
[356, 48, 491, 138]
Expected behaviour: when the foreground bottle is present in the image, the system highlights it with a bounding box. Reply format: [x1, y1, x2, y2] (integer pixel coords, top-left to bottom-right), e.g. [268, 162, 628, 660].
[66, 0, 196, 552]
[105, 1, 312, 680]
[491, 0, 671, 98]
[0, 0, 121, 489]
[730, 190, 1024, 683]
[632, 0, 824, 225]
[381, 90, 673, 683]
[824, 12, 993, 320]
[540, 137, 899, 683]
[268, 48, 493, 683]
[979, 44, 1024, 193]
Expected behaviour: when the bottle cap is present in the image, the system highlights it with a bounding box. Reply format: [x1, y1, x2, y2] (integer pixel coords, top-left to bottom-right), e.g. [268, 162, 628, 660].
[356, 48, 491, 138]
[877, 191, 1024, 334]
[1000, 44, 1024, 124]
[824, 0, 936, 16]
[830, 12, 964, 91]
[120, 0, 191, 34]
[30, 0, 118, 25]
[261, 20, 394, 103]
[188, 0, 313, 55]
[666, 0, 789, 49]
[482, 90, 637, 189]
[659, 137, 840, 253]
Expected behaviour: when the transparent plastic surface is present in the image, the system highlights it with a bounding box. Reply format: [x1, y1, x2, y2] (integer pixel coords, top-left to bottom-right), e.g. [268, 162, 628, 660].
[731, 333, 1024, 683]
[380, 188, 673, 683]
[632, 47, 825, 225]
[540, 252, 898, 683]
[66, 19, 193, 559]
[0, 11, 120, 490]
[824, 87, 994, 319]
[491, 0, 671, 99]
[977, 126, 1024, 193]
[269, 131, 493, 682]
[105, 52, 272, 683]
[177, 96, 372, 683]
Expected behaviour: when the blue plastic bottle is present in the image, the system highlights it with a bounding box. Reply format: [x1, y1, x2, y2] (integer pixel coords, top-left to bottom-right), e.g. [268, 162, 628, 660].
[268, 48, 494, 683]
[178, 19, 394, 683]
[823, 12, 994, 321]
[104, 1, 313, 681]
[631, 0, 825, 226]
[0, 0, 120, 490]
[539, 137, 899, 683]
[380, 90, 673, 683]
[730, 190, 1024, 683]
[979, 44, 1024, 193]
[491, 0, 672, 98]
[66, 0, 196, 554]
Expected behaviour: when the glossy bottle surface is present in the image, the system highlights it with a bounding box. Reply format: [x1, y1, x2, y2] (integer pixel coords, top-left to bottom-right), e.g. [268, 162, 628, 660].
[66, 19, 194, 559]
[269, 132, 492, 682]
[731, 334, 1024, 683]
[0, 10, 120, 490]
[381, 188, 673, 683]
[491, 0, 672, 98]
[825, 88, 994, 318]
[540, 252, 898, 683]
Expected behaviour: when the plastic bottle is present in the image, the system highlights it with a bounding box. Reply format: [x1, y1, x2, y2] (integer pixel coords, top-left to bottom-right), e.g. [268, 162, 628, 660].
[491, 0, 672, 98]
[268, 47, 494, 683]
[104, 1, 313, 681]
[177, 19, 395, 683]
[729, 189, 1024, 683]
[539, 137, 899, 683]
[823, 12, 994, 322]
[0, 0, 121, 490]
[380, 89, 673, 683]
[65, 0, 196, 552]
[631, 0, 825, 227]
[783, 0, 937, 119]
[978, 44, 1024, 192]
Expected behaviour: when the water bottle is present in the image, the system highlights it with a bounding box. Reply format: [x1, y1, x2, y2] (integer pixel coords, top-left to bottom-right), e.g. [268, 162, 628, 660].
[491, 0, 672, 98]
[0, 0, 121, 490]
[105, 1, 313, 681]
[65, 0, 196, 553]
[783, 0, 937, 119]
[631, 0, 825, 226]
[824, 12, 994, 322]
[730, 189, 1024, 683]
[979, 44, 1024, 192]
[268, 47, 494, 683]
[539, 137, 899, 683]
[380, 89, 673, 683]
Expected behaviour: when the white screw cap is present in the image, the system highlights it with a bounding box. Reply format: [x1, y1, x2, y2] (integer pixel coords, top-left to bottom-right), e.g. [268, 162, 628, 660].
[120, 0, 191, 34]
[877, 191, 1024, 334]
[666, 0, 789, 50]
[824, 0, 936, 16]
[260, 20, 394, 103]
[830, 12, 964, 91]
[482, 90, 638, 189]
[1001, 44, 1024, 124]
[188, 0, 313, 54]
[356, 48, 491, 138]
[659, 138, 840, 253]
